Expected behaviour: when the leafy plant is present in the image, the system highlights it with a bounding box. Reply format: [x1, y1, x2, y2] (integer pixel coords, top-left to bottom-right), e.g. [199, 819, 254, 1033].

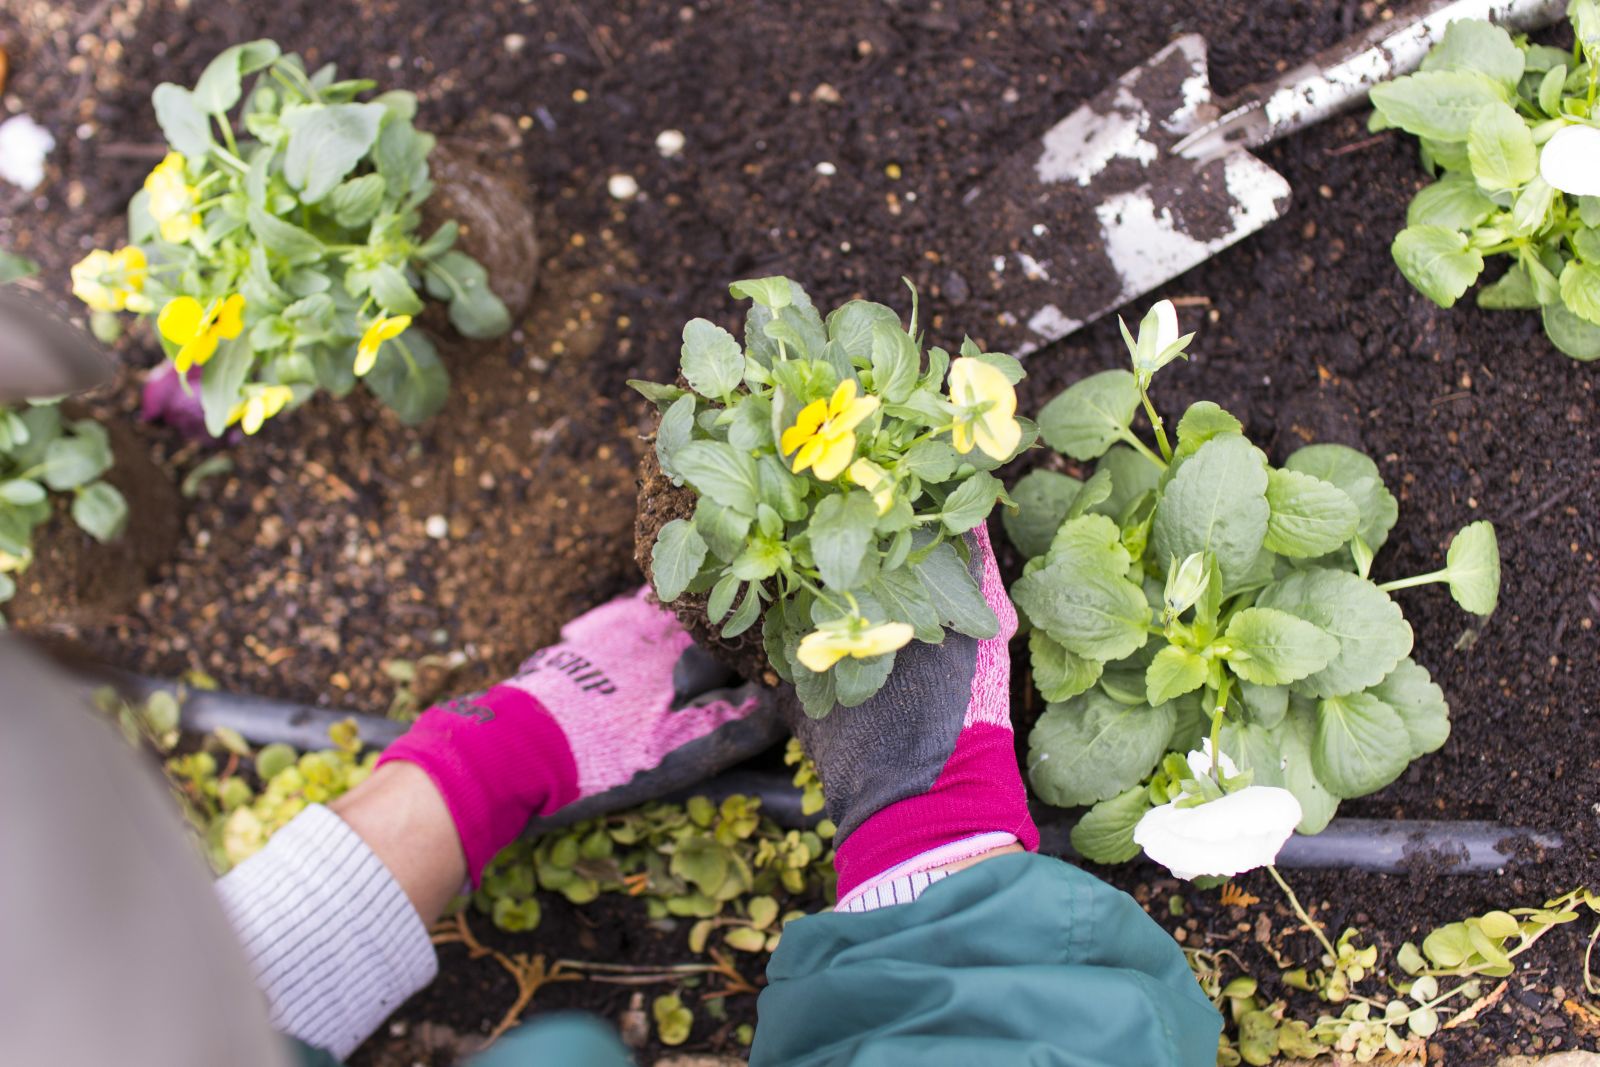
[632, 277, 1029, 717]
[0, 402, 128, 614]
[70, 38, 510, 436]
[1008, 301, 1502, 865]
[1372, 5, 1600, 360]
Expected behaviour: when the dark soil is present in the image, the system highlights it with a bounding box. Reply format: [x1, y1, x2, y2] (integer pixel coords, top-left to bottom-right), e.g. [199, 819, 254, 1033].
[3, 0, 1597, 1063]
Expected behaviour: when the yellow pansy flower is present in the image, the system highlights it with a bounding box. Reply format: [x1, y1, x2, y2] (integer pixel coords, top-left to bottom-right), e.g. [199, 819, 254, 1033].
[144, 152, 203, 244]
[158, 294, 246, 372]
[70, 246, 152, 314]
[780, 379, 880, 481]
[228, 385, 295, 435]
[847, 457, 896, 516]
[797, 618, 915, 673]
[354, 314, 412, 376]
[948, 357, 1021, 461]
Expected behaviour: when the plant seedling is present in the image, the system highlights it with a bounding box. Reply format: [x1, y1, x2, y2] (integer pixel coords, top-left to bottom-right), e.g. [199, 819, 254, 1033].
[1008, 300, 1502, 865]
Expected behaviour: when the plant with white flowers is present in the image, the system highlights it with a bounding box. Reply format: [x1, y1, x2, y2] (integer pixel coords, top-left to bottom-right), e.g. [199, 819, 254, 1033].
[1372, 4, 1600, 360]
[1007, 301, 1503, 875]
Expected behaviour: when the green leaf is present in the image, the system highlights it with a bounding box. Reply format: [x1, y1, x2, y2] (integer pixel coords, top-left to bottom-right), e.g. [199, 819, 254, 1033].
[1476, 261, 1541, 309]
[1392, 226, 1485, 307]
[193, 40, 282, 114]
[940, 470, 1003, 534]
[1093, 444, 1161, 522]
[1313, 692, 1411, 798]
[1560, 260, 1600, 327]
[0, 251, 39, 285]
[722, 582, 762, 638]
[1263, 467, 1359, 558]
[696, 499, 751, 563]
[1174, 401, 1242, 459]
[1538, 64, 1569, 117]
[808, 491, 878, 589]
[835, 650, 897, 707]
[197, 336, 255, 438]
[1145, 644, 1207, 705]
[0, 479, 45, 505]
[247, 203, 326, 263]
[71, 482, 128, 542]
[1069, 786, 1152, 864]
[1510, 176, 1558, 237]
[676, 440, 760, 515]
[1274, 702, 1340, 833]
[680, 318, 745, 398]
[1223, 607, 1340, 687]
[1284, 444, 1399, 552]
[655, 393, 695, 483]
[729, 276, 793, 308]
[826, 300, 901, 360]
[1370, 658, 1450, 757]
[365, 330, 449, 425]
[1028, 629, 1103, 702]
[447, 278, 511, 340]
[869, 320, 919, 404]
[326, 172, 386, 228]
[1012, 556, 1149, 662]
[913, 540, 999, 639]
[1003, 469, 1080, 560]
[1240, 680, 1289, 729]
[1419, 20, 1525, 88]
[652, 519, 708, 603]
[1256, 568, 1412, 698]
[706, 573, 741, 624]
[1369, 70, 1507, 142]
[1027, 690, 1174, 808]
[281, 102, 386, 203]
[369, 262, 423, 315]
[1466, 102, 1538, 192]
[1037, 369, 1139, 461]
[1046, 513, 1131, 574]
[1444, 520, 1501, 615]
[1543, 299, 1600, 361]
[1406, 176, 1497, 230]
[151, 84, 214, 157]
[1150, 434, 1269, 590]
[870, 568, 944, 645]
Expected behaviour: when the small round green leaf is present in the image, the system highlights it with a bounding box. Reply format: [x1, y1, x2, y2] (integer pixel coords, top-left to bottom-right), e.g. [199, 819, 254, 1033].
[1444, 520, 1500, 616]
[1313, 692, 1411, 799]
[1263, 467, 1359, 558]
[651, 519, 708, 603]
[1037, 369, 1139, 461]
[1223, 606, 1340, 687]
[71, 482, 128, 543]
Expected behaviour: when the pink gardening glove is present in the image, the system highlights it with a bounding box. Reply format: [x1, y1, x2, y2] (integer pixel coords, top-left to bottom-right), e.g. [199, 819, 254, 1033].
[380, 588, 779, 883]
[783, 521, 1036, 907]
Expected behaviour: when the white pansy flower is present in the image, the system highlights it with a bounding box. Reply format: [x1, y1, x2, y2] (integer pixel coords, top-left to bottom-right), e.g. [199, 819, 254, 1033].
[1539, 126, 1600, 198]
[1133, 739, 1302, 881]
[0, 115, 55, 191]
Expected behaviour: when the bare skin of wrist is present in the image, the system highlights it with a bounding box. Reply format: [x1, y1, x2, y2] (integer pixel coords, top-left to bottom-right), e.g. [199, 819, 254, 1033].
[929, 842, 1024, 878]
[329, 762, 467, 924]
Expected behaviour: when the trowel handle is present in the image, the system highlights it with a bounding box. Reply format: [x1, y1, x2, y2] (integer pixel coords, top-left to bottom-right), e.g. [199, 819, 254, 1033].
[1179, 0, 1568, 159]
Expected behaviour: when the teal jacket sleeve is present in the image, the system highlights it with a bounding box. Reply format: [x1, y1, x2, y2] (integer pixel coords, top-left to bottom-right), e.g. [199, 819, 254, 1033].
[750, 852, 1221, 1067]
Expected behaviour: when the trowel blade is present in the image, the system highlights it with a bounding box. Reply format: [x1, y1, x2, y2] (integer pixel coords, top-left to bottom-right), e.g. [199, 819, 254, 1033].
[0, 288, 116, 402]
[958, 34, 1292, 355]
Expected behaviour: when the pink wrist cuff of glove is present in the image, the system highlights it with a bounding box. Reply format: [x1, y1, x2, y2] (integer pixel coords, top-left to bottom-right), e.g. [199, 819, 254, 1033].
[377, 684, 579, 884]
[832, 722, 1039, 900]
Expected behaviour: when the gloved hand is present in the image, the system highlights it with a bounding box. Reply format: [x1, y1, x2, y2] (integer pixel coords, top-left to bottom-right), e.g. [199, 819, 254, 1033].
[380, 587, 783, 883]
[784, 520, 1037, 907]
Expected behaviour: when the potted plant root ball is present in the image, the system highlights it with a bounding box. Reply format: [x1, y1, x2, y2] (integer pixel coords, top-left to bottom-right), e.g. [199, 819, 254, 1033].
[632, 276, 1030, 716]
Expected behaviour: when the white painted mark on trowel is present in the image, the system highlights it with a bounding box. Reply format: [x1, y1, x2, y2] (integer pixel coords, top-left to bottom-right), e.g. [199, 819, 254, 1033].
[1095, 153, 1290, 298]
[1025, 304, 1082, 347]
[1035, 85, 1158, 187]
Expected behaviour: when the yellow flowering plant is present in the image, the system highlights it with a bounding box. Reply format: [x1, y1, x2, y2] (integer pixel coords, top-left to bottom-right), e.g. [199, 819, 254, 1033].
[632, 276, 1031, 717]
[69, 39, 510, 437]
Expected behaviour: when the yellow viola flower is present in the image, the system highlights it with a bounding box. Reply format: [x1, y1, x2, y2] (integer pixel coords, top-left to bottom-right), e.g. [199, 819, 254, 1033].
[228, 385, 295, 435]
[948, 356, 1022, 461]
[780, 379, 880, 481]
[354, 314, 412, 376]
[158, 294, 246, 372]
[847, 457, 896, 516]
[70, 246, 152, 314]
[797, 618, 915, 673]
[144, 152, 203, 244]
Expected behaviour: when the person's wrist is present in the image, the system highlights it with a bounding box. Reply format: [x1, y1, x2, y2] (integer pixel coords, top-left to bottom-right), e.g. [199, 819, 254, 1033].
[330, 761, 467, 923]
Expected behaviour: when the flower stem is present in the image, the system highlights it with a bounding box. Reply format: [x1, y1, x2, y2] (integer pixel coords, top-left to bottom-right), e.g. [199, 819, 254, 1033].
[1139, 384, 1173, 463]
[1267, 865, 1339, 960]
[1118, 430, 1167, 471]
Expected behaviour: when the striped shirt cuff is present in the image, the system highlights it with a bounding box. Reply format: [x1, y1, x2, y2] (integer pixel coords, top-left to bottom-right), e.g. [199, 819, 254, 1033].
[215, 804, 438, 1060]
[835, 831, 1018, 914]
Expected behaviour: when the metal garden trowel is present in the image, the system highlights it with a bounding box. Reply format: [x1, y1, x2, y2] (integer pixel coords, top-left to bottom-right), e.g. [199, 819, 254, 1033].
[964, 0, 1566, 355]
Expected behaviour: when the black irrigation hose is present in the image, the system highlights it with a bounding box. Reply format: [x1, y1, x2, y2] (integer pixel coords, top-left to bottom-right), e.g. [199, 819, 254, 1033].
[108, 673, 1566, 875]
